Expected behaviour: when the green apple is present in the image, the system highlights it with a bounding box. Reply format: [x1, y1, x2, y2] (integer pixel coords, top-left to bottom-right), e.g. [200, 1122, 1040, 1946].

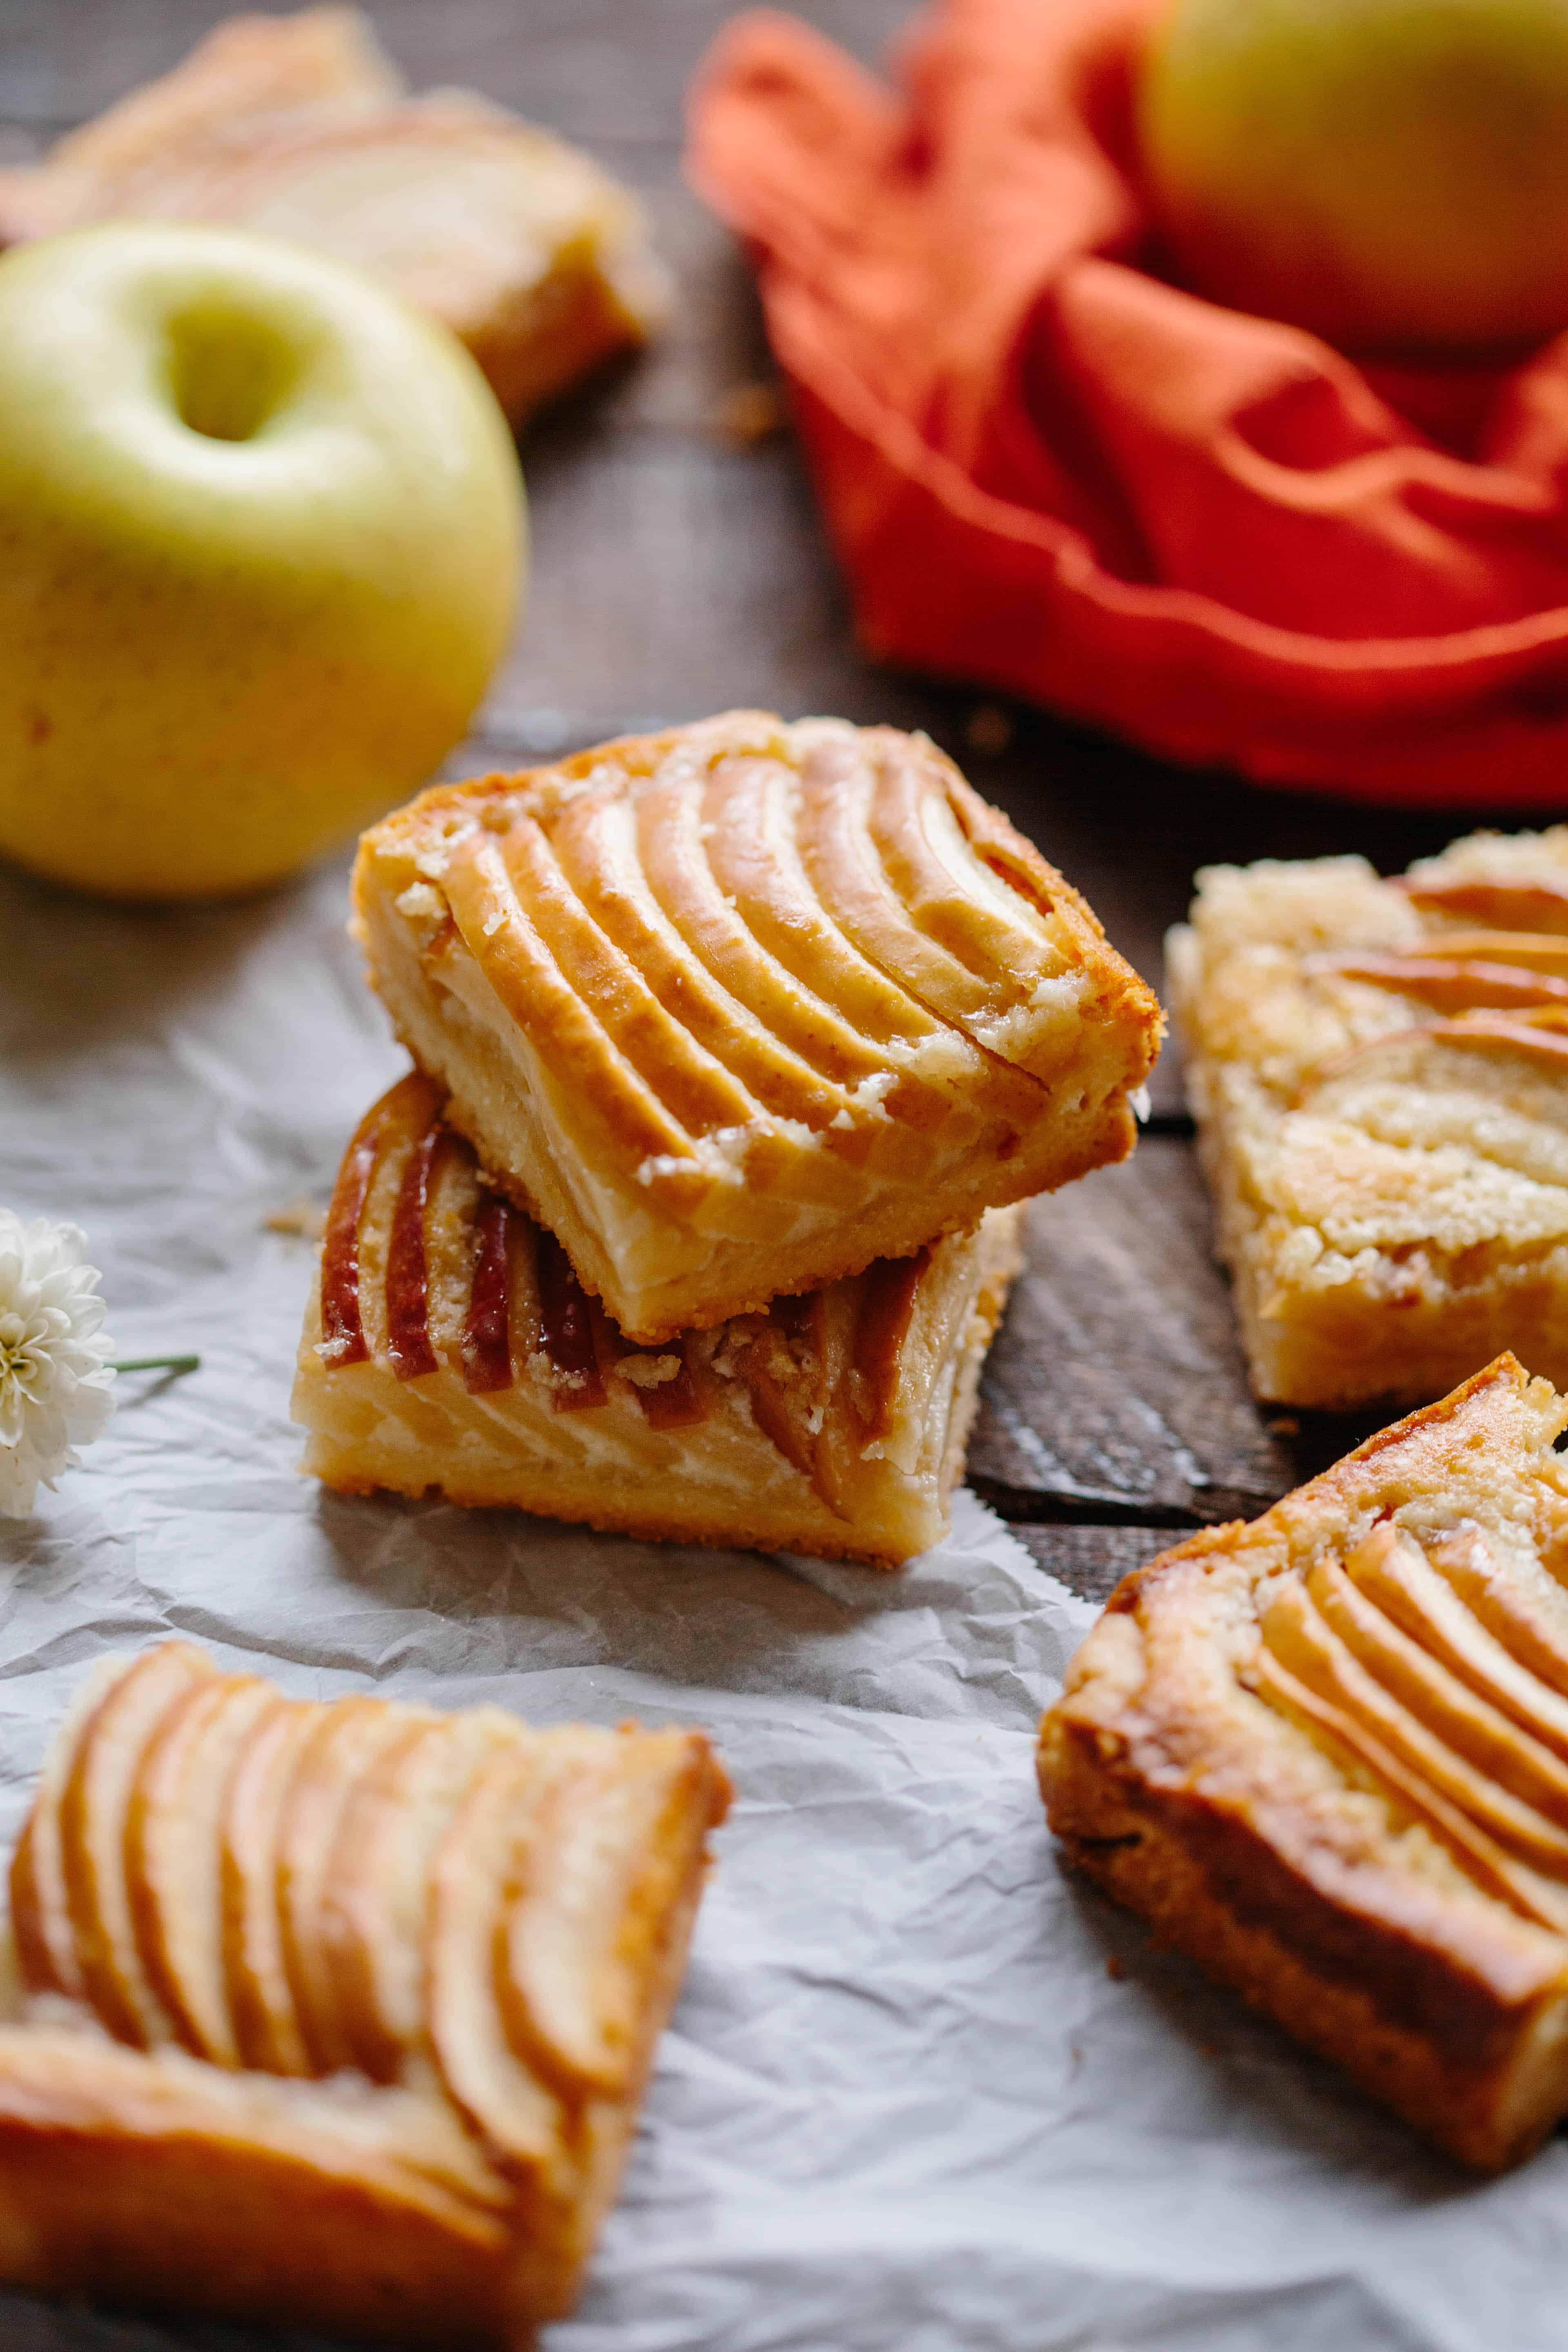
[1140, 0, 1568, 352]
[0, 221, 524, 899]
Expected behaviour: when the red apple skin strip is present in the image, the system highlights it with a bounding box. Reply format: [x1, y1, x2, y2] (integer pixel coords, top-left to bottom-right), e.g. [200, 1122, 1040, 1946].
[616, 1334, 706, 1432]
[318, 1106, 384, 1367]
[536, 1229, 606, 1410]
[463, 1192, 515, 1393]
[60, 1643, 217, 2049]
[385, 1120, 443, 1381]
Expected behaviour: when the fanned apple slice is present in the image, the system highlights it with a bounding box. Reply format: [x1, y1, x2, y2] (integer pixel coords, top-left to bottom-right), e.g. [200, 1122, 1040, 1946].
[426, 1740, 601, 2172]
[9, 1656, 134, 2004]
[277, 1694, 430, 2074]
[499, 1730, 724, 2098]
[321, 1706, 526, 2084]
[127, 1672, 281, 2064]
[60, 1643, 217, 2047]
[221, 1697, 325, 2076]
[1347, 1524, 1568, 1762]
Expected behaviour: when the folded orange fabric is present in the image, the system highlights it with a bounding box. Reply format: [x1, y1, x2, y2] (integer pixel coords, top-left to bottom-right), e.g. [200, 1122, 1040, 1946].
[687, 0, 1568, 807]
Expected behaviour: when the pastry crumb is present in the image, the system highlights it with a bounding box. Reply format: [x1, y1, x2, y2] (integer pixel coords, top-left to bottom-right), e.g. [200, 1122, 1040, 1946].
[964, 704, 1014, 757]
[617, 1352, 683, 1390]
[266, 1198, 326, 1239]
[710, 381, 786, 444]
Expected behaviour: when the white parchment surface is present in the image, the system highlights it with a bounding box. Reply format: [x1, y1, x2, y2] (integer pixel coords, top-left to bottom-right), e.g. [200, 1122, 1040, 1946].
[3, 855, 1567, 2352]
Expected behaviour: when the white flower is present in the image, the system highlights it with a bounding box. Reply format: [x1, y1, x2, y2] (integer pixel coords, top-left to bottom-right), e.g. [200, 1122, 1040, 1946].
[0, 1212, 116, 1519]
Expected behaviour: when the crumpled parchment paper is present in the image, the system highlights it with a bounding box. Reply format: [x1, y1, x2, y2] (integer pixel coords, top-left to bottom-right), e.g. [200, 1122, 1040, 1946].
[2, 855, 1566, 2352]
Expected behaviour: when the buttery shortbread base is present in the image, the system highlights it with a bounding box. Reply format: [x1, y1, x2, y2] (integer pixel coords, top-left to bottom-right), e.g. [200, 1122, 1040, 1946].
[0, 8, 668, 425]
[0, 1645, 729, 2343]
[1040, 1358, 1568, 2171]
[291, 1074, 1023, 1565]
[1171, 827, 1568, 1408]
[353, 710, 1160, 1341]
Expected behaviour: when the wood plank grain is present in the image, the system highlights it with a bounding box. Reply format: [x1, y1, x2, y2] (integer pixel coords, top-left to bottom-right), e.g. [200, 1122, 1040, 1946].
[1007, 1525, 1192, 1608]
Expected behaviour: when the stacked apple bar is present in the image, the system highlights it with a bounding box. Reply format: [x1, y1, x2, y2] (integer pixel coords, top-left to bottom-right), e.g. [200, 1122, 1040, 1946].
[0, 1641, 729, 2341]
[293, 709, 1163, 1561]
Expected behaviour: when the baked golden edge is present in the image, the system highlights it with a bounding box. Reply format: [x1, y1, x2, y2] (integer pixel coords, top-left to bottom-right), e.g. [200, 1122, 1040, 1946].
[1038, 1360, 1568, 2172]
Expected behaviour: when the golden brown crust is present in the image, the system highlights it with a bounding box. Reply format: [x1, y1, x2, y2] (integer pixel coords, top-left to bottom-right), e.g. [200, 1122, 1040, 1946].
[352, 711, 1158, 1343]
[1039, 1357, 1568, 2171]
[291, 1071, 1023, 1565]
[0, 1644, 731, 2342]
[0, 8, 667, 424]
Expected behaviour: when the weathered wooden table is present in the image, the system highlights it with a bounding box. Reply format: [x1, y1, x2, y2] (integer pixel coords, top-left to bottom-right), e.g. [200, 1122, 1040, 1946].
[0, 0, 1501, 1594]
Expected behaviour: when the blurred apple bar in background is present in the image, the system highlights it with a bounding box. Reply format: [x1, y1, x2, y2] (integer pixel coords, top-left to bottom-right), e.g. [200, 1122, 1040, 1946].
[0, 5, 669, 424]
[1169, 825, 1568, 1409]
[291, 1071, 1024, 1565]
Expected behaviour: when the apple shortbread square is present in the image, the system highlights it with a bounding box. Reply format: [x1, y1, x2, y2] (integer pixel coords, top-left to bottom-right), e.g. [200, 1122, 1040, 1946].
[1169, 826, 1568, 1408]
[1040, 1355, 1568, 2171]
[352, 710, 1160, 1343]
[291, 1072, 1024, 1565]
[0, 1639, 729, 2343]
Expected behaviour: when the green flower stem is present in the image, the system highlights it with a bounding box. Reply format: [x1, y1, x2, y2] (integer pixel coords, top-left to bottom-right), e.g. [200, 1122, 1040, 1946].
[110, 1355, 201, 1376]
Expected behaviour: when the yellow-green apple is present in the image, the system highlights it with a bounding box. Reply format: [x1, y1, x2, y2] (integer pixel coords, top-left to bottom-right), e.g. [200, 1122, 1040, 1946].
[1139, 0, 1568, 352]
[0, 221, 524, 899]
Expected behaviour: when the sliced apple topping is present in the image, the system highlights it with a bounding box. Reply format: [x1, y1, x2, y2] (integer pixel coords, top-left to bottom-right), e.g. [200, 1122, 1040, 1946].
[320, 1707, 526, 2085]
[847, 1248, 931, 1442]
[59, 1642, 218, 2048]
[1305, 951, 1568, 1015]
[500, 1733, 720, 2098]
[1427, 1522, 1568, 1699]
[425, 1744, 577, 2173]
[1343, 1524, 1568, 1764]
[1248, 1514, 1568, 1933]
[1398, 876, 1568, 936]
[1249, 1639, 1568, 1933]
[127, 1671, 281, 2064]
[221, 1698, 327, 2076]
[385, 1120, 447, 1381]
[10, 1655, 135, 2006]
[1259, 1573, 1568, 1882]
[462, 1192, 517, 1393]
[536, 1229, 607, 1410]
[277, 1696, 429, 2075]
[317, 1096, 390, 1369]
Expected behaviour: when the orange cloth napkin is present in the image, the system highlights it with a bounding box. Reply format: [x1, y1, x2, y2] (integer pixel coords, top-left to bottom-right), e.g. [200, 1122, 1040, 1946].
[687, 0, 1568, 806]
